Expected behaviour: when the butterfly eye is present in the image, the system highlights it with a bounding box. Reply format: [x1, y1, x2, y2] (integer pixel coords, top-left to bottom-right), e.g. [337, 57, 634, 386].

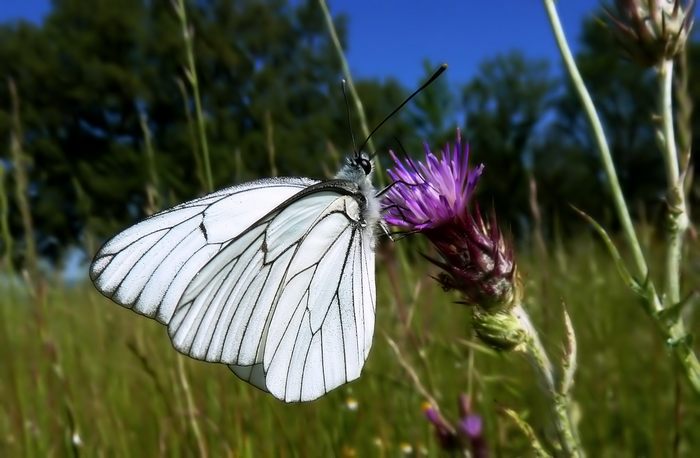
[359, 158, 372, 175]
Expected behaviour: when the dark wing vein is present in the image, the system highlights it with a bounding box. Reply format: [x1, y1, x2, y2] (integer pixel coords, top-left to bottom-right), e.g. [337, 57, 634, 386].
[130, 225, 200, 305]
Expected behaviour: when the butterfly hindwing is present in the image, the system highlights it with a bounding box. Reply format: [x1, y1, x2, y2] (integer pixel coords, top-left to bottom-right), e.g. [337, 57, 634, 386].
[228, 231, 376, 402]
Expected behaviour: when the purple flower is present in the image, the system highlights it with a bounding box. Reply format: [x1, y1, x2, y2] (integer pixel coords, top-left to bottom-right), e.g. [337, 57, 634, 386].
[422, 396, 488, 455]
[422, 404, 459, 451]
[458, 395, 488, 458]
[384, 130, 483, 230]
[384, 130, 518, 311]
[460, 414, 483, 438]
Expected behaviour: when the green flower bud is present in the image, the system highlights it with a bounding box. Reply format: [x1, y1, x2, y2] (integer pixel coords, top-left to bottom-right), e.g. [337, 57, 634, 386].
[471, 309, 527, 352]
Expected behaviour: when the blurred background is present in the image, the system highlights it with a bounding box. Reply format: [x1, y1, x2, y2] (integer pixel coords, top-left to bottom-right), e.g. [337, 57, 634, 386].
[0, 0, 699, 456]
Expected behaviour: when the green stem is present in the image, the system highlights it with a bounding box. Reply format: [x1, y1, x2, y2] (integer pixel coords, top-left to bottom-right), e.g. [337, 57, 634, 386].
[176, 357, 208, 458]
[318, 0, 414, 277]
[0, 166, 15, 276]
[176, 77, 207, 193]
[175, 0, 214, 193]
[514, 306, 554, 392]
[502, 408, 553, 458]
[674, 48, 693, 176]
[666, 322, 700, 391]
[543, 0, 700, 397]
[514, 306, 582, 457]
[660, 53, 700, 397]
[658, 59, 688, 306]
[317, 0, 383, 186]
[8, 78, 38, 282]
[542, 0, 650, 295]
[139, 113, 161, 213]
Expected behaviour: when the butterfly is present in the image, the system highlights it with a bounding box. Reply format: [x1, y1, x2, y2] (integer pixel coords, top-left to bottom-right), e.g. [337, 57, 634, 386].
[89, 65, 446, 402]
[90, 151, 379, 402]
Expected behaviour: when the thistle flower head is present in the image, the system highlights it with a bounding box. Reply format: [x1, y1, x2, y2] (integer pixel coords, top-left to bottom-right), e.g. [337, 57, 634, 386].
[384, 130, 518, 311]
[384, 131, 483, 230]
[606, 0, 695, 66]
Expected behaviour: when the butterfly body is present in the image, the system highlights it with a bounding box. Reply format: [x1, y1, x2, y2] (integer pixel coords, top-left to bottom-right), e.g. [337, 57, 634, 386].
[90, 153, 379, 402]
[335, 153, 380, 241]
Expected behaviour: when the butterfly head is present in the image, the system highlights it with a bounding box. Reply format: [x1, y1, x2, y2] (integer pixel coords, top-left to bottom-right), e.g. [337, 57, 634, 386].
[353, 151, 373, 176]
[336, 151, 374, 183]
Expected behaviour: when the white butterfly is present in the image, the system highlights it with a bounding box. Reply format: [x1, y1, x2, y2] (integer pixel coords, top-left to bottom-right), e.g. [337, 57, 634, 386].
[90, 152, 380, 402]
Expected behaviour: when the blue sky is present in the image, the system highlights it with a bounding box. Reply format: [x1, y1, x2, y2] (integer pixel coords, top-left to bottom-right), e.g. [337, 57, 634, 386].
[0, 0, 696, 87]
[332, 0, 602, 86]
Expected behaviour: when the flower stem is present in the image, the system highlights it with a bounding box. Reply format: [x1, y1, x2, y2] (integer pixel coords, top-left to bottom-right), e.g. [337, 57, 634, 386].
[655, 61, 700, 392]
[514, 306, 553, 391]
[543, 0, 700, 398]
[174, 0, 214, 193]
[541, 0, 649, 290]
[318, 0, 382, 183]
[514, 306, 582, 457]
[658, 59, 688, 306]
[318, 0, 416, 279]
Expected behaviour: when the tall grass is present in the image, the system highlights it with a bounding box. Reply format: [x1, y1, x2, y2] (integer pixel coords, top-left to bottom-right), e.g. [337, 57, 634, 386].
[1, 238, 699, 455]
[7, 78, 37, 282]
[1, 2, 698, 455]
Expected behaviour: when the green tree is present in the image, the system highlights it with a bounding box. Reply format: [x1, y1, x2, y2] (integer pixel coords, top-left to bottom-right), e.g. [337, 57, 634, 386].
[461, 52, 555, 231]
[0, 0, 150, 262]
[535, 16, 665, 234]
[407, 59, 456, 144]
[0, 0, 410, 264]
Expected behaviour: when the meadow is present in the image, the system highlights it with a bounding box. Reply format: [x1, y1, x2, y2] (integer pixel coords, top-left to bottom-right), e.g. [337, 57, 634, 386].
[1, 0, 700, 456]
[1, 233, 699, 456]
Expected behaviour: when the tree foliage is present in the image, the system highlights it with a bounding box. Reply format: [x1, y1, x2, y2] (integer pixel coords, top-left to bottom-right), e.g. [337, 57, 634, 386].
[534, 18, 665, 234]
[0, 3, 698, 265]
[461, 51, 555, 232]
[0, 0, 411, 264]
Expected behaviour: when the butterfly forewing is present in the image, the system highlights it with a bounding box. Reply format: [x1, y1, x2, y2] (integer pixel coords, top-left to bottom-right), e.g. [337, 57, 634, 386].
[90, 178, 316, 324]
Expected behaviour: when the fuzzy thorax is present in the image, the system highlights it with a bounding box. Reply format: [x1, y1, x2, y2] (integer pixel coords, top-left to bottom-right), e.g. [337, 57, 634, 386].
[336, 154, 381, 247]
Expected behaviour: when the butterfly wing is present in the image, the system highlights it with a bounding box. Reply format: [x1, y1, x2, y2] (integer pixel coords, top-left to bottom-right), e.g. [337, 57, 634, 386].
[168, 182, 376, 402]
[89, 177, 317, 324]
[232, 209, 376, 402]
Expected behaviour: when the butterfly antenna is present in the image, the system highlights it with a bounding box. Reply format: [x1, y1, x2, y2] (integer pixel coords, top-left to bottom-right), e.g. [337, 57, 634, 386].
[341, 79, 359, 156]
[393, 136, 409, 157]
[361, 63, 447, 158]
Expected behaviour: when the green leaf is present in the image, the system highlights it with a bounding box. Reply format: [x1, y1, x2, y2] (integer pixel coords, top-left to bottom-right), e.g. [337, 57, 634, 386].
[501, 408, 553, 458]
[571, 206, 642, 295]
[656, 291, 699, 326]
